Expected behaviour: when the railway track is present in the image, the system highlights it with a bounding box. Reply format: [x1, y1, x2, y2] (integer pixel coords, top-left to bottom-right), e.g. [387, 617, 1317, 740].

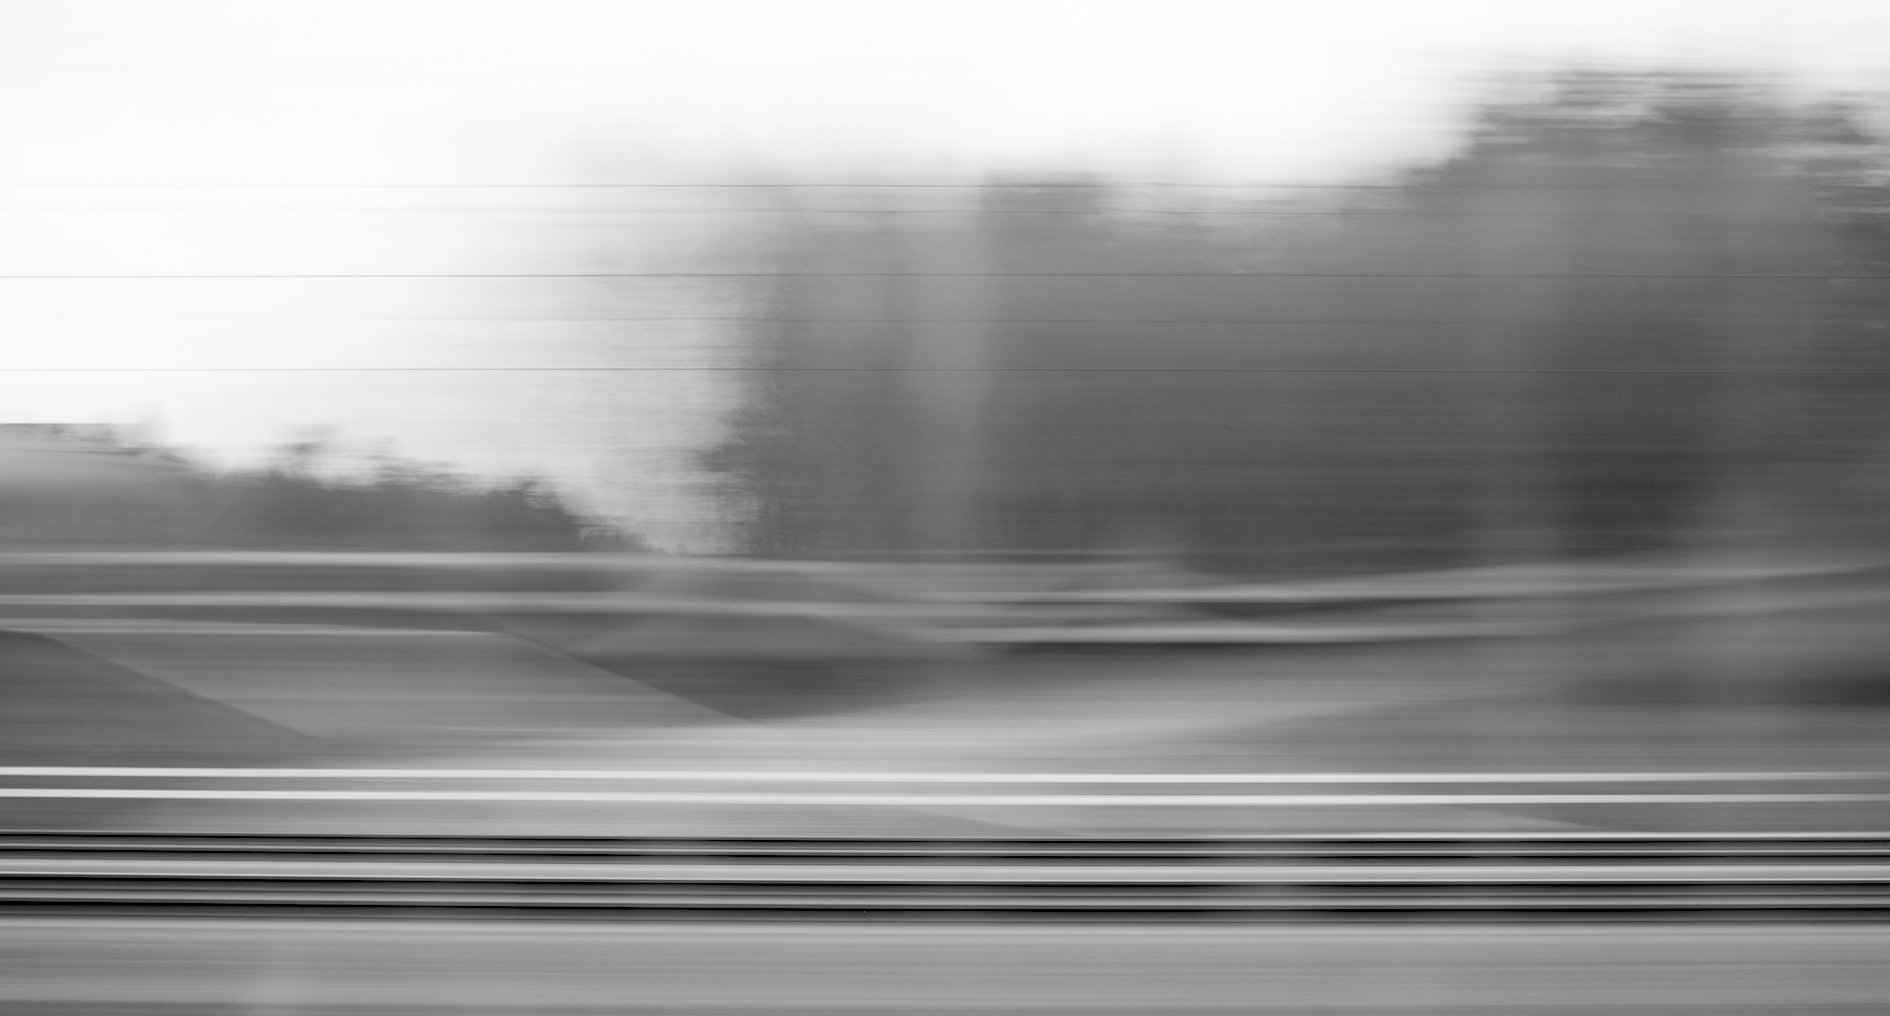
[5, 832, 1890, 920]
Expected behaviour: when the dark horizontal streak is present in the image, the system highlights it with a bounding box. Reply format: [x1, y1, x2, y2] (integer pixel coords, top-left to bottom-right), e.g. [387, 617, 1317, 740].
[3, 317, 1848, 325]
[0, 182, 1731, 191]
[0, 273, 1867, 280]
[643, 208, 1554, 214]
[32, 206, 1679, 218]
[724, 317, 1851, 325]
[15, 207, 1862, 221]
[0, 367, 1870, 375]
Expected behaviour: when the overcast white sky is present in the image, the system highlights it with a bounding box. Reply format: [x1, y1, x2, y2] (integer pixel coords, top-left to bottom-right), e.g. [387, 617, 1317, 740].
[0, 0, 1885, 549]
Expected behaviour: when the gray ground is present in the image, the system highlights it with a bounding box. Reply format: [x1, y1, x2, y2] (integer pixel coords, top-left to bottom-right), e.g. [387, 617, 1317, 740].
[9, 605, 1890, 836]
[1, 918, 1887, 1013]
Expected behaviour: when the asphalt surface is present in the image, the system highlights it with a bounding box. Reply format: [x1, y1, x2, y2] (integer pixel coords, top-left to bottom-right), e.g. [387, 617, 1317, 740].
[1, 918, 1887, 1012]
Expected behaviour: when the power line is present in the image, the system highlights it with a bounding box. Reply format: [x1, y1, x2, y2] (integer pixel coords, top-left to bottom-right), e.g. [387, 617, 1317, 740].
[0, 272, 1867, 279]
[0, 316, 1850, 324]
[0, 367, 1870, 375]
[0, 180, 1842, 192]
[0, 205, 1720, 218]
[0, 311, 1859, 321]
[144, 316, 1844, 326]
[0, 182, 1564, 191]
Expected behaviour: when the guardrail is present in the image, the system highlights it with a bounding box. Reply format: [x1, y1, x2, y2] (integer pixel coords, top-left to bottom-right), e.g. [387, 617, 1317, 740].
[0, 765, 1885, 812]
[3, 831, 1890, 920]
[0, 551, 1880, 647]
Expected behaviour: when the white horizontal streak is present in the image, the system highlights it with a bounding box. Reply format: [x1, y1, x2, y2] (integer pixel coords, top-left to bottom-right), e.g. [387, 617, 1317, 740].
[0, 767, 1883, 784]
[0, 789, 1884, 805]
[9, 861, 1890, 883]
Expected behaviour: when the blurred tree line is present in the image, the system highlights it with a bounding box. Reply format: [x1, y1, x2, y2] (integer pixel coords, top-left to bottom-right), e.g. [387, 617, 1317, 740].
[0, 426, 636, 552]
[703, 68, 1890, 576]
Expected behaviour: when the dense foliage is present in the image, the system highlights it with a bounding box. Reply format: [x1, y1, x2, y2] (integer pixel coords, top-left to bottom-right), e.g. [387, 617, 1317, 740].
[0, 427, 635, 552]
[703, 69, 1890, 575]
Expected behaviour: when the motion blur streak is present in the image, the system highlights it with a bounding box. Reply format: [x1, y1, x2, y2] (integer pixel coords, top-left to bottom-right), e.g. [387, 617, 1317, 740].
[3, 920, 1890, 1012]
[7, 2, 1890, 1013]
[0, 789, 1886, 805]
[3, 767, 1885, 780]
